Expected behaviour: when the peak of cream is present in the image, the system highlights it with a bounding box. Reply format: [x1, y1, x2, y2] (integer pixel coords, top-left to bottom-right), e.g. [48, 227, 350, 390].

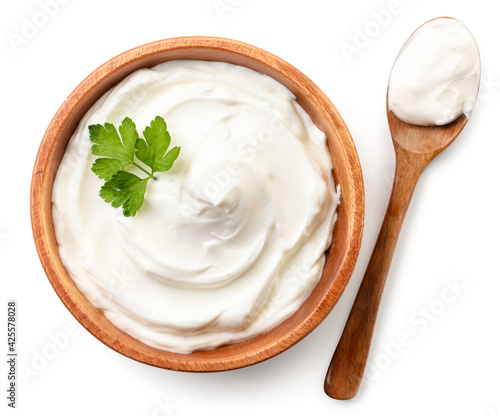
[52, 60, 339, 353]
[388, 18, 480, 126]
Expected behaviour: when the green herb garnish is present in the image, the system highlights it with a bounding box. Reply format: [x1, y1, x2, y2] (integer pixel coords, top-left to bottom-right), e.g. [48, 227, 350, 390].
[89, 116, 180, 217]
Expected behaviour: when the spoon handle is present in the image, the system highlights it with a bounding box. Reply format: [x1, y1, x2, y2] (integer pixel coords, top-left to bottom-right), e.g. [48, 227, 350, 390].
[324, 149, 429, 400]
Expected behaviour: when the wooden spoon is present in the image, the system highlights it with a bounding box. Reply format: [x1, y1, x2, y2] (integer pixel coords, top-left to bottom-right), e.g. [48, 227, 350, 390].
[324, 16, 480, 399]
[323, 17, 483, 397]
[323, 111, 468, 400]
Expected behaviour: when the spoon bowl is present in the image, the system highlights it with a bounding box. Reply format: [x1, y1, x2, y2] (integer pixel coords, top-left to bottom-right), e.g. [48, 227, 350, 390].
[388, 110, 468, 156]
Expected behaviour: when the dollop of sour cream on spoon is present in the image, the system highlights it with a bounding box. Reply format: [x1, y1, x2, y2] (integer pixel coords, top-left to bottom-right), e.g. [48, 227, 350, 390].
[388, 17, 480, 126]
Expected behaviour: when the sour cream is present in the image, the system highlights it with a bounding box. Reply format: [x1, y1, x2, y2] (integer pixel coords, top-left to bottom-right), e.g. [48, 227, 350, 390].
[52, 60, 339, 353]
[388, 18, 480, 126]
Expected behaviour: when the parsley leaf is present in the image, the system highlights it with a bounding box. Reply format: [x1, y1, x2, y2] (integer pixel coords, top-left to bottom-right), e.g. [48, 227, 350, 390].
[89, 116, 180, 217]
[99, 171, 149, 217]
[136, 116, 181, 174]
[91, 158, 130, 182]
[89, 117, 139, 180]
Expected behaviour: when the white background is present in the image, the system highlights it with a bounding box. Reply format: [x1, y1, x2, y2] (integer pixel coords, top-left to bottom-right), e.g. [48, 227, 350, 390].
[1, 0, 499, 415]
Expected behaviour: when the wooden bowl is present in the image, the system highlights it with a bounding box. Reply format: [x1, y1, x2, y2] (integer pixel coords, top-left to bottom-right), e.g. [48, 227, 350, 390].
[30, 37, 364, 372]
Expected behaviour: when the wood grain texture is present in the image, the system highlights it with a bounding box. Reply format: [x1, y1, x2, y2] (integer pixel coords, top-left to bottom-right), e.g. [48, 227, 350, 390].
[30, 37, 364, 372]
[324, 109, 468, 398]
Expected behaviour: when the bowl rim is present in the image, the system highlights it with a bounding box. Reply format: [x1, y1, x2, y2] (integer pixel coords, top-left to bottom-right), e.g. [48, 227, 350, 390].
[30, 36, 364, 372]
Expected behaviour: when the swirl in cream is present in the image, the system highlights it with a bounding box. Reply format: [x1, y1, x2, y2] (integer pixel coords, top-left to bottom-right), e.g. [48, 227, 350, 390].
[52, 60, 339, 353]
